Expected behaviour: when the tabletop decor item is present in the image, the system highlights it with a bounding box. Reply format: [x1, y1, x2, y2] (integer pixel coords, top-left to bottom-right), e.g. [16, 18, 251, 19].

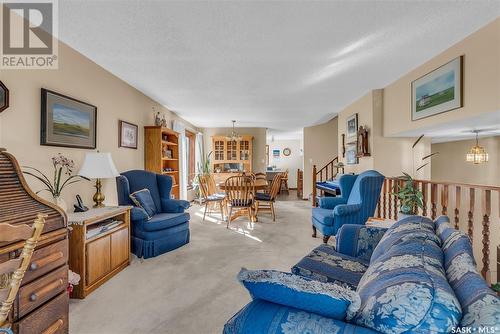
[118, 120, 138, 149]
[412, 56, 463, 121]
[41, 88, 97, 149]
[78, 152, 119, 207]
[0, 81, 9, 113]
[23, 153, 88, 211]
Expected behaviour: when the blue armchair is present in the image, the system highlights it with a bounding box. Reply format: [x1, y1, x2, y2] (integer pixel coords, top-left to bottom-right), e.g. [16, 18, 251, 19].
[116, 170, 190, 259]
[312, 170, 384, 243]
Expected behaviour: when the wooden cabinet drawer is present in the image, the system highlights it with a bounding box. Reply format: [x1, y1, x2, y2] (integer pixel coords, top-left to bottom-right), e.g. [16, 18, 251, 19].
[15, 265, 68, 318]
[23, 239, 68, 284]
[14, 291, 68, 334]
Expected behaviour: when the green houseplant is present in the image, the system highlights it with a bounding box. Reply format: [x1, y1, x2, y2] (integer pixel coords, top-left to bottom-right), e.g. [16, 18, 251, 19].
[392, 172, 423, 216]
[193, 151, 212, 202]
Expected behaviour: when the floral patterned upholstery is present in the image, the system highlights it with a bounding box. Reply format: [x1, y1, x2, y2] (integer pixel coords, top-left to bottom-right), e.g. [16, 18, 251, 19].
[335, 225, 387, 263]
[435, 216, 500, 330]
[351, 216, 462, 333]
[291, 244, 369, 289]
[223, 299, 379, 334]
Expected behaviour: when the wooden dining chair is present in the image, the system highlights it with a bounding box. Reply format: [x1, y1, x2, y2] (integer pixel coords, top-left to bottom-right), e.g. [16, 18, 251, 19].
[255, 173, 282, 221]
[199, 174, 226, 221]
[0, 214, 46, 334]
[224, 175, 255, 228]
[255, 172, 266, 180]
[280, 170, 289, 194]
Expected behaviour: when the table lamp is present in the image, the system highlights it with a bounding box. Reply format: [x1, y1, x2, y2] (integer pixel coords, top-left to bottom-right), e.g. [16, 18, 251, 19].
[78, 152, 119, 207]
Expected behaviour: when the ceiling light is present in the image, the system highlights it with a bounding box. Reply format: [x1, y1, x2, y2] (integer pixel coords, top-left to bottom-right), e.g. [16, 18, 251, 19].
[226, 120, 242, 142]
[466, 131, 488, 164]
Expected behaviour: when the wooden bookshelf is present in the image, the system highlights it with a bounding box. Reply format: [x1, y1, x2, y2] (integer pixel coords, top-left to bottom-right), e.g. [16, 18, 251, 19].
[144, 126, 180, 199]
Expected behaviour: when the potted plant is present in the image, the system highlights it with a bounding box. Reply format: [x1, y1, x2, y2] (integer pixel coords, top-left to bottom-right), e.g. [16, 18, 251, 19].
[23, 153, 88, 211]
[392, 172, 423, 219]
[492, 283, 500, 296]
[193, 152, 212, 203]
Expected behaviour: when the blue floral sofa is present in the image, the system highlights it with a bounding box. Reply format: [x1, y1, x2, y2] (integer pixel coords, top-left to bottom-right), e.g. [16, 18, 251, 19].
[223, 216, 500, 333]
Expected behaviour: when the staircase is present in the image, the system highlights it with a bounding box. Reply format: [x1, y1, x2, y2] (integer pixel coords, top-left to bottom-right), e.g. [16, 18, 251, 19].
[312, 156, 341, 207]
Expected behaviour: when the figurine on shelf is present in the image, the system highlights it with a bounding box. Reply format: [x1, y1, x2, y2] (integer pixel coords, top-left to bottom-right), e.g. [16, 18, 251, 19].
[357, 126, 370, 157]
[161, 115, 168, 127]
[154, 108, 162, 126]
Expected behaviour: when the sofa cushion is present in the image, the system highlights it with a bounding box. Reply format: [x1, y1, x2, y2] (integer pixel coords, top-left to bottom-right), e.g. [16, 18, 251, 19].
[130, 189, 157, 219]
[142, 212, 190, 231]
[370, 216, 440, 264]
[223, 299, 380, 334]
[291, 244, 369, 289]
[352, 217, 461, 334]
[312, 208, 335, 226]
[238, 269, 360, 319]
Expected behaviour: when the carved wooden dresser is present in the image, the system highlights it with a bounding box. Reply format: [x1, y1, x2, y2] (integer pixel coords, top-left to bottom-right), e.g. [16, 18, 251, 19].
[0, 149, 69, 333]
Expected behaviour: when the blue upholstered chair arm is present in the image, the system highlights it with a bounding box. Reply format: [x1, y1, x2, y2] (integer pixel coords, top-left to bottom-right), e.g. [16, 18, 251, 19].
[319, 196, 347, 210]
[161, 198, 190, 213]
[131, 207, 149, 222]
[334, 203, 362, 216]
[336, 224, 387, 261]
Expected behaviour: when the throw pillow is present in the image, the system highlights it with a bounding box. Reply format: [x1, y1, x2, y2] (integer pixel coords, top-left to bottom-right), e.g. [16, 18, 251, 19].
[129, 189, 157, 219]
[238, 268, 360, 320]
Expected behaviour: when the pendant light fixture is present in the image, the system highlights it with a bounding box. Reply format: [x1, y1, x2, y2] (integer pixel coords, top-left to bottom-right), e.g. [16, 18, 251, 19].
[226, 120, 242, 142]
[466, 130, 488, 164]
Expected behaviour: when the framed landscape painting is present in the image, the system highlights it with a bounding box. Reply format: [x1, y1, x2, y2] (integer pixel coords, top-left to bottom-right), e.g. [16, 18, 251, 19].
[119, 120, 138, 149]
[412, 56, 463, 121]
[41, 89, 97, 149]
[345, 143, 358, 165]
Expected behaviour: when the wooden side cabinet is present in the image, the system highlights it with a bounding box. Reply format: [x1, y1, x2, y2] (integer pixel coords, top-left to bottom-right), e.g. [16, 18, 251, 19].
[67, 206, 131, 299]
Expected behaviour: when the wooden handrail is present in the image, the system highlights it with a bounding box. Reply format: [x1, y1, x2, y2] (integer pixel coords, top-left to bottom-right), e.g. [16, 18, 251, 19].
[312, 156, 339, 207]
[377, 176, 498, 282]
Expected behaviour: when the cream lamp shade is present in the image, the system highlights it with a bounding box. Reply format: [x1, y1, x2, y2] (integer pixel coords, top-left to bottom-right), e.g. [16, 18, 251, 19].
[78, 152, 119, 179]
[78, 153, 119, 207]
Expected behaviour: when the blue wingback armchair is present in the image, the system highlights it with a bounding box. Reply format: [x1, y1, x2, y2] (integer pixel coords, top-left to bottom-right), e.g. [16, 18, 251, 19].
[116, 170, 190, 259]
[312, 170, 384, 243]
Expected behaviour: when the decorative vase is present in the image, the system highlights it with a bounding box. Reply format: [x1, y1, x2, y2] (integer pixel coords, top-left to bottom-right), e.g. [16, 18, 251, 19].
[52, 196, 67, 212]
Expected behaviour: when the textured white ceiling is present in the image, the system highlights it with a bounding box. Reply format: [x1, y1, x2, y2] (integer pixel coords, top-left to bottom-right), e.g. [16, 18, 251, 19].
[59, 1, 499, 130]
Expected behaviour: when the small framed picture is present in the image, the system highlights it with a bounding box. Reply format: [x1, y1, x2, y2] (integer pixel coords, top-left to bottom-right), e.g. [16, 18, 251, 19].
[0, 81, 9, 113]
[346, 143, 358, 165]
[41, 89, 97, 149]
[119, 120, 138, 149]
[346, 113, 358, 141]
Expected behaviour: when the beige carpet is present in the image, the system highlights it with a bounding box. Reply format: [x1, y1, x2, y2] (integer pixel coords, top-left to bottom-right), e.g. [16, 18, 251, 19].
[69, 194, 324, 334]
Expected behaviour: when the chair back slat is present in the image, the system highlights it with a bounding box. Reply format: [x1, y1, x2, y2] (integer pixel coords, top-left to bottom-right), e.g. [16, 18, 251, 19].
[0, 215, 46, 328]
[255, 172, 266, 180]
[0, 224, 33, 243]
[225, 176, 254, 207]
[269, 174, 282, 200]
[198, 175, 210, 200]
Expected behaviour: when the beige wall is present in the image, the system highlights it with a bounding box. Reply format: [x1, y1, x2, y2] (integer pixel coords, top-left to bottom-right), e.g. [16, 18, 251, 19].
[0, 40, 197, 208]
[267, 139, 303, 188]
[202, 127, 267, 173]
[384, 18, 500, 137]
[432, 136, 500, 186]
[303, 117, 338, 200]
[337, 90, 432, 179]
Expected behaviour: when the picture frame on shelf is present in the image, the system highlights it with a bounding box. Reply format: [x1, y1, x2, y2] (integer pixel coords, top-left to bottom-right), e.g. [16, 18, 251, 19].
[346, 113, 358, 141]
[41, 89, 97, 149]
[411, 56, 463, 121]
[118, 120, 138, 149]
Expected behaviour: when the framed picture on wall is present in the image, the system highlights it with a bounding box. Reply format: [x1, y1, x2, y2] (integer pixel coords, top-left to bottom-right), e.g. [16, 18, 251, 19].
[119, 120, 138, 149]
[0, 81, 9, 113]
[411, 56, 463, 121]
[345, 143, 358, 165]
[41, 89, 97, 149]
[346, 113, 358, 141]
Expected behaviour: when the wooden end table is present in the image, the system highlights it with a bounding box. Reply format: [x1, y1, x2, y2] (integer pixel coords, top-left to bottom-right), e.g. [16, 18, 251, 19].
[67, 206, 131, 299]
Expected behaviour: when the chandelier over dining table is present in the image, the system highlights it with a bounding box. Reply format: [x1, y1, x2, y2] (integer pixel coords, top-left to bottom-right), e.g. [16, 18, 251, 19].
[226, 120, 242, 142]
